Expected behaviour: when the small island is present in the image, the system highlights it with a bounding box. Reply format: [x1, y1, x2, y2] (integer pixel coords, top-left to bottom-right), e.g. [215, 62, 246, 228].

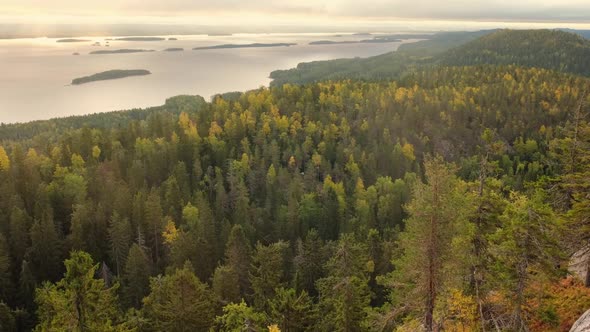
[89, 49, 154, 55]
[71, 69, 151, 85]
[193, 43, 296, 50]
[57, 38, 91, 43]
[114, 37, 166, 41]
[360, 38, 402, 43]
[72, 52, 80, 56]
[309, 38, 401, 46]
[309, 40, 358, 45]
[168, 37, 178, 40]
[163, 48, 184, 52]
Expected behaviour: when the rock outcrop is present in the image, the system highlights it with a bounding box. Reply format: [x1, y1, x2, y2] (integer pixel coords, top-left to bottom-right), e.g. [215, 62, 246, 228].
[570, 309, 590, 332]
[569, 246, 590, 286]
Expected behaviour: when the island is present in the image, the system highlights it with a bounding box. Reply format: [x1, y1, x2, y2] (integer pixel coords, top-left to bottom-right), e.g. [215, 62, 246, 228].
[163, 48, 184, 52]
[114, 37, 166, 41]
[72, 52, 80, 56]
[89, 49, 154, 55]
[193, 43, 296, 50]
[360, 38, 402, 43]
[71, 69, 151, 85]
[309, 40, 359, 45]
[309, 38, 401, 45]
[56, 38, 91, 43]
[168, 37, 178, 40]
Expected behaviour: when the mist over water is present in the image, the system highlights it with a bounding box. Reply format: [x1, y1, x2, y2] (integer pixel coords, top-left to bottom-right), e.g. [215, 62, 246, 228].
[0, 33, 416, 123]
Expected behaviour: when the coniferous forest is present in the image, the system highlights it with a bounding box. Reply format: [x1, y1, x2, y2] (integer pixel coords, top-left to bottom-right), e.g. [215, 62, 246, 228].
[1, 30, 590, 331]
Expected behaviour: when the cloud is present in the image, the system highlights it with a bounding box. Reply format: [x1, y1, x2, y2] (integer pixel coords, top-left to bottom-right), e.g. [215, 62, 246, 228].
[2, 0, 590, 22]
[328, 0, 590, 21]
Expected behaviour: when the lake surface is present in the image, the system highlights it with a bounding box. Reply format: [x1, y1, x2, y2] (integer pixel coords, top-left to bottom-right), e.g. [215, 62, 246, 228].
[0, 33, 417, 123]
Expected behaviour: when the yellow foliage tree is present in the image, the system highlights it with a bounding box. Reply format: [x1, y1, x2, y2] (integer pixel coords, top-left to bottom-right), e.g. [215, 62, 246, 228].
[0, 146, 10, 171]
[162, 218, 179, 244]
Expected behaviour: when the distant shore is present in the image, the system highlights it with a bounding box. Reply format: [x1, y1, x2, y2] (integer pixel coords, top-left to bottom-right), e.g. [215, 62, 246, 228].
[193, 43, 296, 50]
[89, 49, 154, 55]
[114, 37, 166, 41]
[56, 38, 91, 43]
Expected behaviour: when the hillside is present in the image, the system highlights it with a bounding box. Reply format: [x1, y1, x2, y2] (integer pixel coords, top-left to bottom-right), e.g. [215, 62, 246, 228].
[269, 30, 491, 85]
[270, 29, 590, 85]
[439, 29, 590, 76]
[0, 95, 207, 142]
[1, 65, 590, 331]
[4, 27, 590, 331]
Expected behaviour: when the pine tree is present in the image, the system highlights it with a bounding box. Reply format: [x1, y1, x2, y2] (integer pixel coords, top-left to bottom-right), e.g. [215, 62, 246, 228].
[385, 156, 473, 331]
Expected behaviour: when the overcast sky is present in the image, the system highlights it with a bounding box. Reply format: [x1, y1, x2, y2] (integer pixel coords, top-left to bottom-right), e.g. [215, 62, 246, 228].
[2, 0, 590, 25]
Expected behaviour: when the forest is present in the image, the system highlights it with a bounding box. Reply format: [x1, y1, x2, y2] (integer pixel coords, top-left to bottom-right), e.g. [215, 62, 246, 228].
[269, 29, 590, 86]
[1, 30, 590, 331]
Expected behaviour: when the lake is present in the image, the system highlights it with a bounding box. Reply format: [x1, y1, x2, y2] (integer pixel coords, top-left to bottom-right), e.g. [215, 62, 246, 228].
[0, 33, 417, 123]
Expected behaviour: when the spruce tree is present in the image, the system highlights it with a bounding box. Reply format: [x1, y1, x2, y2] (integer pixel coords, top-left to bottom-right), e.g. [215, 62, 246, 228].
[122, 243, 151, 309]
[34, 251, 130, 331]
[142, 262, 217, 331]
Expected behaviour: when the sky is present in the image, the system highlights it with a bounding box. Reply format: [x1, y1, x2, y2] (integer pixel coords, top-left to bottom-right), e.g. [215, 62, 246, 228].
[2, 0, 590, 29]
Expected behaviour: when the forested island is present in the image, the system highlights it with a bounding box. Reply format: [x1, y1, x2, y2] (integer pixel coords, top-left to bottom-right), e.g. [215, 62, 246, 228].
[309, 38, 401, 45]
[163, 47, 184, 52]
[71, 69, 151, 84]
[310, 40, 359, 45]
[114, 37, 166, 41]
[56, 38, 90, 43]
[89, 49, 154, 54]
[193, 42, 296, 50]
[1, 29, 590, 332]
